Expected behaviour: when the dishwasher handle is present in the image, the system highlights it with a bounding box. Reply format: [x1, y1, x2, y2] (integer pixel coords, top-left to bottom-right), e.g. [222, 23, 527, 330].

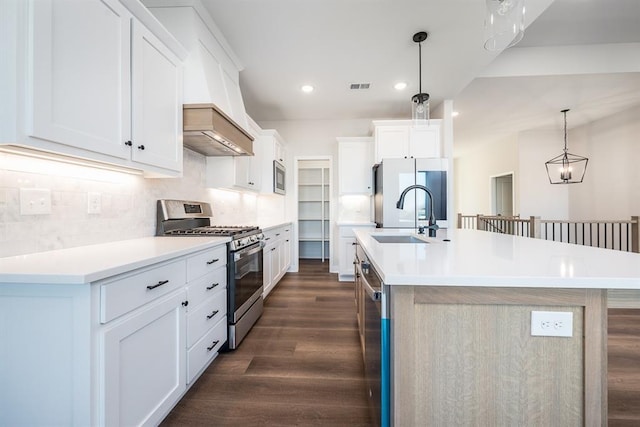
[358, 261, 382, 302]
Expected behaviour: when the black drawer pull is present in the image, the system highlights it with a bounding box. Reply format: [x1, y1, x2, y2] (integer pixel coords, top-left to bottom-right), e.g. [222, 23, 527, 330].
[147, 280, 169, 290]
[206, 310, 219, 320]
[275, 233, 280, 236]
[124, 140, 132, 146]
[207, 340, 220, 351]
[137, 144, 145, 150]
[182, 300, 189, 307]
[206, 282, 220, 290]
[264, 237, 271, 240]
[271, 248, 276, 252]
[206, 258, 219, 265]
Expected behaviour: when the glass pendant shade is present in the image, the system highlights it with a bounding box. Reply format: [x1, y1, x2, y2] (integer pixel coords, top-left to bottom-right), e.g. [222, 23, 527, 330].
[412, 93, 430, 123]
[484, 0, 525, 51]
[545, 109, 588, 184]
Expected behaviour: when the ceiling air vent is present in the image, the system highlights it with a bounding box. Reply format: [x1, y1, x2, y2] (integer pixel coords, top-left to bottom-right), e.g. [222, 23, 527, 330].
[350, 83, 371, 90]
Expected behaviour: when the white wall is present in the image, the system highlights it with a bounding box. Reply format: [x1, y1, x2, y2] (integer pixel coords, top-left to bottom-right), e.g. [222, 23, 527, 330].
[569, 105, 640, 220]
[454, 135, 519, 216]
[0, 148, 284, 257]
[259, 119, 374, 273]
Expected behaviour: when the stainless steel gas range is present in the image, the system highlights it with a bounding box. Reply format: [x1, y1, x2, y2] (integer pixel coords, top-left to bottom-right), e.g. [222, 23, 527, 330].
[156, 199, 264, 350]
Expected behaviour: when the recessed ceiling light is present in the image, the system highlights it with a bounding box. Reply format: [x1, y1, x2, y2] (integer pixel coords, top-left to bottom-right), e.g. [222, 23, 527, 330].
[452, 111, 459, 117]
[301, 85, 314, 93]
[394, 82, 407, 91]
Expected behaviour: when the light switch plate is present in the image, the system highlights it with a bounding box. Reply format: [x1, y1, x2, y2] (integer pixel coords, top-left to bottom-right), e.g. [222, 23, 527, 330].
[20, 188, 51, 215]
[531, 310, 573, 337]
[88, 192, 101, 214]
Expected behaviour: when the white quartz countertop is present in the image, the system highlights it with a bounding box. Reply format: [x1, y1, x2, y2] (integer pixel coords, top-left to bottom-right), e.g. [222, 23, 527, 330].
[355, 228, 640, 289]
[260, 221, 293, 232]
[0, 236, 230, 285]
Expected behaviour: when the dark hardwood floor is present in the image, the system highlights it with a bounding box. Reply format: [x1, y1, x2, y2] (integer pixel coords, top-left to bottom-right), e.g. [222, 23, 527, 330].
[161, 260, 640, 426]
[161, 260, 373, 426]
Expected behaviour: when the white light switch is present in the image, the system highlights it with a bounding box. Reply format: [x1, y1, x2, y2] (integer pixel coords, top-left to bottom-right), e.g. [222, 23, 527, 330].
[20, 188, 51, 215]
[531, 311, 573, 337]
[88, 192, 101, 214]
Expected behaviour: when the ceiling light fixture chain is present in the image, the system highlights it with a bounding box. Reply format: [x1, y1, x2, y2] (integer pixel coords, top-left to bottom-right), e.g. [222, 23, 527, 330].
[544, 109, 589, 185]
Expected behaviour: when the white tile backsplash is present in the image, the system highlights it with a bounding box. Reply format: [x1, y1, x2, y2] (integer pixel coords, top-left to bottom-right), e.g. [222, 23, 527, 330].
[0, 148, 284, 257]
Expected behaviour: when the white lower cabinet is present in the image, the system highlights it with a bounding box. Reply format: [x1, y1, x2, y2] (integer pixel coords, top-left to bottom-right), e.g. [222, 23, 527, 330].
[338, 223, 376, 281]
[102, 290, 186, 427]
[0, 241, 228, 426]
[262, 223, 292, 298]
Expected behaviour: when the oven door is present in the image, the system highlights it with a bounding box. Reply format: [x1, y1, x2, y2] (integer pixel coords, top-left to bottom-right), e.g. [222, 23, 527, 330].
[229, 242, 264, 323]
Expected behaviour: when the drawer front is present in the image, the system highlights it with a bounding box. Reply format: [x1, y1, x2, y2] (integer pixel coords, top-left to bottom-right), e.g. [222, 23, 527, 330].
[187, 290, 227, 348]
[186, 245, 227, 282]
[187, 317, 227, 383]
[100, 260, 186, 323]
[186, 267, 227, 306]
[262, 228, 280, 245]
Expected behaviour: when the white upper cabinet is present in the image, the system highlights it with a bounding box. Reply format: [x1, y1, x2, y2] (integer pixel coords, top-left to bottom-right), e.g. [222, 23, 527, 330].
[131, 21, 183, 172]
[5, 0, 186, 176]
[338, 137, 373, 194]
[251, 122, 287, 194]
[373, 120, 442, 163]
[29, 0, 132, 160]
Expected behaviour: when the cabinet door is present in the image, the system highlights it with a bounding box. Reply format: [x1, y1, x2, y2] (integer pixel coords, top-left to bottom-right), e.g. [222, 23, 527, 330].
[29, 0, 131, 159]
[131, 21, 182, 172]
[339, 141, 373, 194]
[281, 232, 291, 274]
[375, 127, 409, 162]
[339, 237, 357, 276]
[270, 243, 281, 283]
[262, 242, 274, 297]
[409, 126, 441, 158]
[102, 290, 186, 427]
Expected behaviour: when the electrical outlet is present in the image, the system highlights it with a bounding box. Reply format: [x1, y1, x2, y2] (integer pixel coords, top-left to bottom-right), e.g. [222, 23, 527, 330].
[531, 311, 573, 337]
[19, 188, 51, 215]
[87, 192, 101, 214]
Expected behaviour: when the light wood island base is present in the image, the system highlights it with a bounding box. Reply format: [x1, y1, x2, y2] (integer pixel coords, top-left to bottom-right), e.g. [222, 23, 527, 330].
[390, 286, 607, 426]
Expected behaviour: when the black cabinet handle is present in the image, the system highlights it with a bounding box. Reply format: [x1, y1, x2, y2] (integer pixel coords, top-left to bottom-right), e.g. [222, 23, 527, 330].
[206, 258, 219, 265]
[352, 242, 357, 245]
[275, 233, 280, 236]
[206, 283, 219, 290]
[147, 280, 169, 290]
[207, 340, 220, 351]
[264, 237, 271, 241]
[124, 140, 132, 146]
[137, 144, 145, 150]
[206, 310, 219, 320]
[271, 248, 276, 252]
[182, 301, 189, 307]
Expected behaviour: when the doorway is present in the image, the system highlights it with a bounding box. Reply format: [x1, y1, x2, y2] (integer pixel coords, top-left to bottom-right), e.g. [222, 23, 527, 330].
[491, 173, 514, 216]
[297, 159, 331, 262]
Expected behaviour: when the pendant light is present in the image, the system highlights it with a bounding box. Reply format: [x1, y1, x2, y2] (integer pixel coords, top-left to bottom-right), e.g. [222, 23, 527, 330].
[484, 0, 525, 51]
[545, 109, 588, 184]
[411, 31, 430, 124]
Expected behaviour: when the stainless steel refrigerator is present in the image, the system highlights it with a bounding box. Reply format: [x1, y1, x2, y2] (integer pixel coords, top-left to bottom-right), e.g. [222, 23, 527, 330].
[373, 158, 448, 229]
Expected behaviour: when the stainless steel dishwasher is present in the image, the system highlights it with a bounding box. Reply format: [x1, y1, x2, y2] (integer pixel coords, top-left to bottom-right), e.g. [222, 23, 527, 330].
[356, 246, 390, 427]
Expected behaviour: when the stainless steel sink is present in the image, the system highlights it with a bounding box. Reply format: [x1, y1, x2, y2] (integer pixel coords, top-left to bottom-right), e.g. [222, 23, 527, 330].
[372, 235, 429, 244]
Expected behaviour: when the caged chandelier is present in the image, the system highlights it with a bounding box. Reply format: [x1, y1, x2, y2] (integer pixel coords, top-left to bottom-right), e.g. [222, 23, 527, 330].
[411, 31, 430, 123]
[545, 109, 588, 184]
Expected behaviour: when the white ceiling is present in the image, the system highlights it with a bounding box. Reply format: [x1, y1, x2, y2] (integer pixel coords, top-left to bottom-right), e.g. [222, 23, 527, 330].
[199, 0, 640, 156]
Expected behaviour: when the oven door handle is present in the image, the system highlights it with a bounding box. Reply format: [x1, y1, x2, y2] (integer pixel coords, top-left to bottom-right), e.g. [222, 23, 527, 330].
[234, 241, 264, 260]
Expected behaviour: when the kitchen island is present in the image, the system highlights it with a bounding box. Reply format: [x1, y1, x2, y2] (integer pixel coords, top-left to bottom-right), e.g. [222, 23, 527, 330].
[354, 228, 640, 427]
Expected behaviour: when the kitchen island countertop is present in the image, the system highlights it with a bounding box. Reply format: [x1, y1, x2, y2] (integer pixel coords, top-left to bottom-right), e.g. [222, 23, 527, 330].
[0, 236, 230, 285]
[355, 228, 640, 289]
